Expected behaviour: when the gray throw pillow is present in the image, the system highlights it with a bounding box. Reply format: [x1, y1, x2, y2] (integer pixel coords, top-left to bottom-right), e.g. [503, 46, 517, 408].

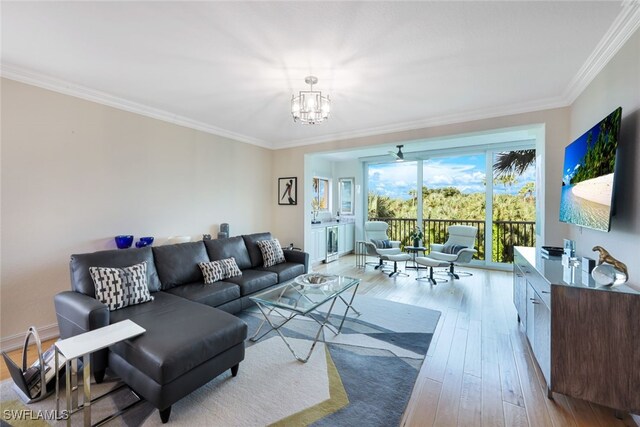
[371, 239, 392, 249]
[442, 244, 468, 254]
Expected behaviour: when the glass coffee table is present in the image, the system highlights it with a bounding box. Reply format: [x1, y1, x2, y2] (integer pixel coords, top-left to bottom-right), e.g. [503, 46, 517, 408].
[249, 274, 361, 363]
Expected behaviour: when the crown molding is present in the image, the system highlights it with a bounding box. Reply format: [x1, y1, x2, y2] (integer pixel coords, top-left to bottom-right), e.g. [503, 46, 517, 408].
[562, 0, 640, 104]
[0, 64, 273, 149]
[273, 95, 567, 149]
[2, 2, 636, 152]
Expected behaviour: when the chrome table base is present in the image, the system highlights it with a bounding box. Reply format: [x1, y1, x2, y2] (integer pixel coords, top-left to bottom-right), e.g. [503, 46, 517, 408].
[250, 284, 361, 363]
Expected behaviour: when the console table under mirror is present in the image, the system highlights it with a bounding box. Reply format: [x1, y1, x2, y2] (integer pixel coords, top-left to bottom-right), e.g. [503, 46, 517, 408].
[513, 246, 640, 415]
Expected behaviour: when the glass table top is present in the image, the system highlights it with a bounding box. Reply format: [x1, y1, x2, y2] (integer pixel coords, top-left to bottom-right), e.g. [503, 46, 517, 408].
[249, 274, 360, 314]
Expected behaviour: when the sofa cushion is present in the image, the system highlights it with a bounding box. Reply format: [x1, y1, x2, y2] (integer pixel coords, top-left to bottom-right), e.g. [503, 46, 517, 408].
[242, 232, 272, 268]
[110, 291, 247, 385]
[258, 262, 305, 283]
[204, 237, 251, 270]
[225, 269, 277, 296]
[164, 281, 240, 307]
[89, 262, 154, 311]
[70, 247, 161, 297]
[152, 242, 209, 289]
[256, 239, 286, 267]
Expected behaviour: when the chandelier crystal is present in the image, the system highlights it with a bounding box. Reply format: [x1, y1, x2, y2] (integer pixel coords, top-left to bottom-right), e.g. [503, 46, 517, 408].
[291, 76, 330, 124]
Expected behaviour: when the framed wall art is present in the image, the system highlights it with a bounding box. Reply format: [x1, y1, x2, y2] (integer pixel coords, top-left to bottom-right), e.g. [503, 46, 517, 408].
[338, 177, 355, 215]
[278, 177, 297, 205]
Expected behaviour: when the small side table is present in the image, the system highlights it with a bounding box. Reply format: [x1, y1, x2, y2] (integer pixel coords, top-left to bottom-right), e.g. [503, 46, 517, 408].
[404, 246, 428, 269]
[55, 319, 145, 427]
[355, 241, 368, 268]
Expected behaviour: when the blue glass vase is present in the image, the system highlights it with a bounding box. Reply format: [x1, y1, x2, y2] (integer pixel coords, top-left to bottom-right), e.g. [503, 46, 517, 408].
[115, 235, 134, 249]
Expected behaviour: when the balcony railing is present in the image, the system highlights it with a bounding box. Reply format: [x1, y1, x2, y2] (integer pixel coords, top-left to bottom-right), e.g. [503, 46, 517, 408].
[368, 217, 535, 263]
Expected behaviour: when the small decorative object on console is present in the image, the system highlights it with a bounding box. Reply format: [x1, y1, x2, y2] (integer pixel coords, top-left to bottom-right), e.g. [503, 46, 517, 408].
[218, 223, 229, 239]
[563, 239, 576, 256]
[140, 236, 154, 246]
[135, 237, 154, 248]
[581, 256, 595, 273]
[541, 246, 563, 257]
[166, 235, 191, 244]
[115, 235, 134, 249]
[591, 246, 628, 286]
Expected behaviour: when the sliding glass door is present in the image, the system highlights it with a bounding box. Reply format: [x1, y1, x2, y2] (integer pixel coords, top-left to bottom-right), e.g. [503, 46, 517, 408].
[490, 149, 536, 263]
[368, 161, 418, 245]
[367, 145, 536, 266]
[422, 154, 487, 260]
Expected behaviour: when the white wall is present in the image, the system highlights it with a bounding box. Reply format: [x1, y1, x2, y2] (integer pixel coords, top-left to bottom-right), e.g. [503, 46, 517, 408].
[568, 28, 640, 283]
[0, 78, 273, 341]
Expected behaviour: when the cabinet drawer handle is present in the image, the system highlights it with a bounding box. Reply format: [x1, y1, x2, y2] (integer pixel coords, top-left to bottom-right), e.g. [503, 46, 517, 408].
[529, 298, 539, 304]
[541, 290, 550, 294]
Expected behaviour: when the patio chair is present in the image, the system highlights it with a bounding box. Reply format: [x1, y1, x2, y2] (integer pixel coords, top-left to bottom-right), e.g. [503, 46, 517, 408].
[428, 225, 478, 278]
[363, 221, 411, 277]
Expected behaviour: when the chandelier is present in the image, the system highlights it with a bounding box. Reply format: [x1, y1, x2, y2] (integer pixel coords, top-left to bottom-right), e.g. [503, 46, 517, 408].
[291, 76, 331, 124]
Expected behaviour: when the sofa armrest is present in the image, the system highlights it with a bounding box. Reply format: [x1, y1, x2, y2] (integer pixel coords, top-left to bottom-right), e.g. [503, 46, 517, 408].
[284, 250, 310, 274]
[54, 291, 109, 339]
[54, 291, 110, 376]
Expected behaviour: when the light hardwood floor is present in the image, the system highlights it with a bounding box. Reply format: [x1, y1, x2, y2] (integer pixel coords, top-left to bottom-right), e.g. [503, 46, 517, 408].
[312, 255, 637, 427]
[2, 255, 636, 426]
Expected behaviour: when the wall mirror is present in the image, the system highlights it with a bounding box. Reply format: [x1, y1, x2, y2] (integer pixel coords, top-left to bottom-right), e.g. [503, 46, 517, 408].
[338, 177, 355, 215]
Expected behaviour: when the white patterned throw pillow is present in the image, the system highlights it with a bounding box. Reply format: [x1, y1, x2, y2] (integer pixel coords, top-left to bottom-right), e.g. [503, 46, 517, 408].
[199, 257, 242, 284]
[257, 239, 286, 268]
[89, 262, 153, 311]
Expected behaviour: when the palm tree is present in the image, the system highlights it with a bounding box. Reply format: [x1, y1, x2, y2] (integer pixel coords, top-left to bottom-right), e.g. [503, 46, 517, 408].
[493, 150, 535, 177]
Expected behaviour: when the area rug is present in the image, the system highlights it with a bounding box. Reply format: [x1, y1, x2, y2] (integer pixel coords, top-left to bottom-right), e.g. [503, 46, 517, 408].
[0, 295, 440, 427]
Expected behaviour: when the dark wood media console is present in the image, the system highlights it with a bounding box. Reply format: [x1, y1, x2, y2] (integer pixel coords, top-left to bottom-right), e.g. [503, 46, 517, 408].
[513, 246, 640, 413]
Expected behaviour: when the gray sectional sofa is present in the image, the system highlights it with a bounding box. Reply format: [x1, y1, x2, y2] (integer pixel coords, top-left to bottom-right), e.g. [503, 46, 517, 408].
[54, 232, 308, 423]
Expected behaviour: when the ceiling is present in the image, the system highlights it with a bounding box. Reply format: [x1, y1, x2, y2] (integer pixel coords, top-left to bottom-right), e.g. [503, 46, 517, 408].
[1, 1, 634, 149]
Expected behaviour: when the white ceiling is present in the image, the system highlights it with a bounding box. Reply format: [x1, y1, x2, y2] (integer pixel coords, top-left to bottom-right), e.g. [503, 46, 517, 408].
[1, 1, 634, 149]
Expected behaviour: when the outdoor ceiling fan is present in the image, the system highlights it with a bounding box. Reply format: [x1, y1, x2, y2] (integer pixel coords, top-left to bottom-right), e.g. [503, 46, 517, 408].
[388, 145, 405, 161]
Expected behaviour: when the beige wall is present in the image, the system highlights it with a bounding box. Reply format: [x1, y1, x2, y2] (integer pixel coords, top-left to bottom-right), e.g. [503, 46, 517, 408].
[272, 108, 571, 254]
[568, 28, 640, 282]
[0, 78, 273, 341]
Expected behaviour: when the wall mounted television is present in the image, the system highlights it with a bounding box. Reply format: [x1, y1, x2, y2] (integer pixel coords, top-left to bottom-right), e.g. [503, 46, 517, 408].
[559, 107, 622, 232]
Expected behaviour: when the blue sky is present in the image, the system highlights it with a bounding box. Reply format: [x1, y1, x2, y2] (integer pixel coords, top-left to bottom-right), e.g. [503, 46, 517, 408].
[369, 154, 535, 200]
[562, 121, 601, 185]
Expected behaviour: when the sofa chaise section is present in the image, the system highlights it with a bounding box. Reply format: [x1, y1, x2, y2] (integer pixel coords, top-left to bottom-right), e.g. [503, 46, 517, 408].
[108, 292, 246, 414]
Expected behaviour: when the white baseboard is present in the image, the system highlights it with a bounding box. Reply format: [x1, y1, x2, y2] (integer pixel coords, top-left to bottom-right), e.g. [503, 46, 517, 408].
[0, 324, 59, 352]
